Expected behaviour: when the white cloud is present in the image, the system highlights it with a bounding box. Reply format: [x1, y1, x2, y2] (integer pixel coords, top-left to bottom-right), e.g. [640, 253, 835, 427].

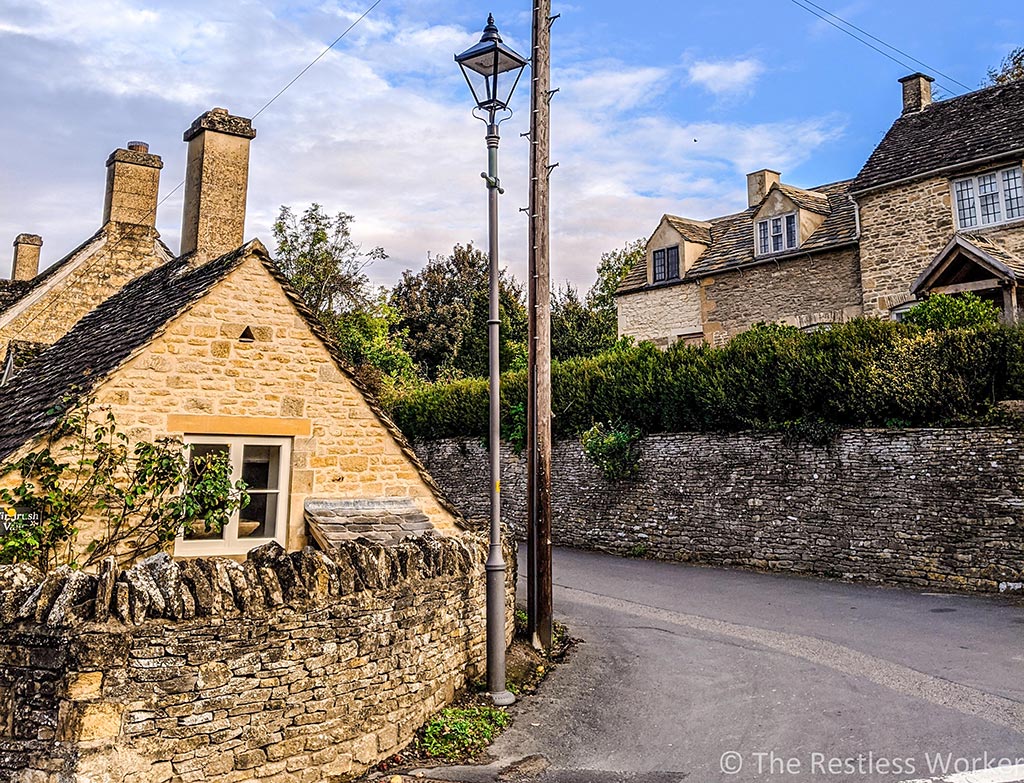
[688, 58, 764, 95]
[0, 1, 844, 294]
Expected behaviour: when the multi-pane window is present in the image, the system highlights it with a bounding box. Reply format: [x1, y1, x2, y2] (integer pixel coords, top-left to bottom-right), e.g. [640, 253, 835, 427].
[176, 435, 291, 556]
[757, 213, 798, 256]
[953, 166, 1024, 229]
[652, 246, 681, 282]
[666, 246, 680, 279]
[757, 221, 770, 255]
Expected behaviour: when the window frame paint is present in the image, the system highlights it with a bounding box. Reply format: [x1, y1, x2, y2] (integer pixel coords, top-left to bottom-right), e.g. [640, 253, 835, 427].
[174, 434, 292, 557]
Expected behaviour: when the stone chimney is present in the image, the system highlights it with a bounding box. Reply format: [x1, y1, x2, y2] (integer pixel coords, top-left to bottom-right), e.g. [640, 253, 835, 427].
[103, 141, 163, 227]
[11, 234, 42, 281]
[180, 108, 257, 262]
[899, 73, 934, 115]
[747, 169, 781, 208]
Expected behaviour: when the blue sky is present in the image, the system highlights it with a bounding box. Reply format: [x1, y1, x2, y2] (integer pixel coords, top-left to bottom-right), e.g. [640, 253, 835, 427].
[0, 0, 1021, 290]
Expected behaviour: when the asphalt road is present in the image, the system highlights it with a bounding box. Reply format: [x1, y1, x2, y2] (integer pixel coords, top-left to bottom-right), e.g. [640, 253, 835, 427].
[419, 547, 1024, 783]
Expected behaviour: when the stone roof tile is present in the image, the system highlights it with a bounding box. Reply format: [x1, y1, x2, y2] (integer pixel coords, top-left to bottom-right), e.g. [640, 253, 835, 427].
[853, 79, 1024, 193]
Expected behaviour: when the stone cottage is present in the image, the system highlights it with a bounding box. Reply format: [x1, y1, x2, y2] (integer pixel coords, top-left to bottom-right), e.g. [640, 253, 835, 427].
[617, 73, 1024, 343]
[0, 108, 463, 563]
[0, 142, 173, 376]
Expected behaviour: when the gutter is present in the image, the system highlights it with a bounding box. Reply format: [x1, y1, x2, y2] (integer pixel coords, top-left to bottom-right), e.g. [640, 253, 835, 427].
[850, 148, 1024, 198]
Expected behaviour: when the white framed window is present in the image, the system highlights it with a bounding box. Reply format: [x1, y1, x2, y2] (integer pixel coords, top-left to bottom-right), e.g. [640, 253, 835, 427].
[952, 165, 1024, 229]
[756, 213, 798, 256]
[175, 435, 291, 557]
[652, 245, 681, 282]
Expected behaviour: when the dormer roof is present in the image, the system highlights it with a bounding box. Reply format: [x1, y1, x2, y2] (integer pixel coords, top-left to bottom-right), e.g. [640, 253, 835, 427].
[662, 216, 713, 246]
[617, 179, 858, 296]
[769, 183, 831, 216]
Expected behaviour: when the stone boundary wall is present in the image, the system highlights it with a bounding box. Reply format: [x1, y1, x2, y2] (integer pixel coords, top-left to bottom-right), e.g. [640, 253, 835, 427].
[416, 431, 1024, 593]
[0, 534, 515, 782]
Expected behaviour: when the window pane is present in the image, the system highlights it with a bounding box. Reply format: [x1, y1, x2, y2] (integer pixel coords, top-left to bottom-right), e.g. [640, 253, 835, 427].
[239, 491, 278, 539]
[758, 221, 769, 255]
[978, 173, 1001, 224]
[785, 214, 797, 248]
[666, 246, 680, 279]
[242, 446, 280, 490]
[185, 444, 229, 541]
[1004, 168, 1024, 219]
[653, 249, 666, 281]
[954, 179, 977, 228]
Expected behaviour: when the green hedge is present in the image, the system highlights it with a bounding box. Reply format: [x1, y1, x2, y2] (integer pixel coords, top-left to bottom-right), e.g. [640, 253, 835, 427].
[386, 320, 1024, 442]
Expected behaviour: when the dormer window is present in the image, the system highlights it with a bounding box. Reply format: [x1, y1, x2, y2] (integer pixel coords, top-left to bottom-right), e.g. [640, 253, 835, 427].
[756, 213, 798, 256]
[953, 166, 1024, 229]
[653, 246, 680, 282]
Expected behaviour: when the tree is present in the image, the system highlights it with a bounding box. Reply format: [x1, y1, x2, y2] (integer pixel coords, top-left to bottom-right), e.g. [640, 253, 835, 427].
[549, 239, 645, 361]
[272, 204, 414, 393]
[588, 238, 645, 315]
[272, 204, 384, 315]
[390, 244, 528, 379]
[551, 284, 614, 361]
[987, 46, 1024, 86]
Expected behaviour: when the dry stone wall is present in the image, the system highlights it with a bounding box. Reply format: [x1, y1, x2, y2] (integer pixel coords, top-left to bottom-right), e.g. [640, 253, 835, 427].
[417, 431, 1024, 593]
[0, 534, 515, 782]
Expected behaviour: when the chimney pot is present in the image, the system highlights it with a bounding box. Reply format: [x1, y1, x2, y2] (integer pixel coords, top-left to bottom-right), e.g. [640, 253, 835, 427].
[103, 143, 163, 227]
[11, 234, 43, 281]
[180, 108, 257, 262]
[746, 169, 781, 208]
[899, 72, 934, 114]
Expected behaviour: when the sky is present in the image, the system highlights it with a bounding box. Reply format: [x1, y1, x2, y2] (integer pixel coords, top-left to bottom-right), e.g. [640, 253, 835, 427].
[0, 0, 1021, 293]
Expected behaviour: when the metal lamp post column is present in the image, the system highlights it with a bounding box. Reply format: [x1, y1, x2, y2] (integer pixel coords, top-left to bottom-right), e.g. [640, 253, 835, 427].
[455, 15, 527, 708]
[483, 120, 514, 707]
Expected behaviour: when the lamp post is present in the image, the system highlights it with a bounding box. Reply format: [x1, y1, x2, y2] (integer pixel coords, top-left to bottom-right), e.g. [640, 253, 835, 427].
[455, 15, 528, 708]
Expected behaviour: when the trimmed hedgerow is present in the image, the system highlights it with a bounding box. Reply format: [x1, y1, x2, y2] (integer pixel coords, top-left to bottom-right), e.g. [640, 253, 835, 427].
[386, 319, 1024, 442]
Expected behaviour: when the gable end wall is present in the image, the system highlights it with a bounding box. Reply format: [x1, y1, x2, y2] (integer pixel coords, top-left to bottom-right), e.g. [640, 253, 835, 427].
[64, 254, 457, 557]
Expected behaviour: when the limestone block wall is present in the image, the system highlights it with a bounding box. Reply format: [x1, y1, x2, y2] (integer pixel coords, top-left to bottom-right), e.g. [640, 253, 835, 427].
[857, 176, 957, 315]
[0, 534, 515, 782]
[616, 281, 703, 346]
[2, 253, 460, 560]
[417, 431, 1024, 593]
[699, 247, 863, 345]
[0, 223, 168, 355]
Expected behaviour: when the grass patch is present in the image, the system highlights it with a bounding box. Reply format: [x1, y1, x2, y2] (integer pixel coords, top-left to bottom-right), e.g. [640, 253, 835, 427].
[417, 706, 511, 762]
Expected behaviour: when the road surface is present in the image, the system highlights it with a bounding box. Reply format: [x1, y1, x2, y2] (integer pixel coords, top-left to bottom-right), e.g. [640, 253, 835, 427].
[419, 547, 1024, 783]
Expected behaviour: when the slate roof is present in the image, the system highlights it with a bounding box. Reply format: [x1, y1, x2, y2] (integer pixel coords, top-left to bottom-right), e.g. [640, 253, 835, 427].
[0, 229, 174, 318]
[305, 498, 435, 548]
[0, 281, 32, 312]
[0, 243, 252, 460]
[0, 240, 463, 522]
[853, 79, 1024, 193]
[664, 216, 713, 245]
[617, 180, 858, 295]
[963, 232, 1024, 278]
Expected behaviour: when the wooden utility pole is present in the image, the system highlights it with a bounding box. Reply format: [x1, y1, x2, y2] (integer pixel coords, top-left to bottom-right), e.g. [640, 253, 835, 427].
[526, 0, 554, 651]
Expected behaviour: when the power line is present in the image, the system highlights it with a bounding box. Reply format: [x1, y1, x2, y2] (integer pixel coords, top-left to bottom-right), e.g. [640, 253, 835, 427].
[9, 0, 384, 343]
[787, 0, 970, 95]
[253, 0, 384, 119]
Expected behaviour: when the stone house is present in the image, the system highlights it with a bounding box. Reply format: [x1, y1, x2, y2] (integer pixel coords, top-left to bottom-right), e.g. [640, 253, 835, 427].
[617, 73, 1024, 343]
[0, 143, 173, 376]
[853, 74, 1024, 320]
[0, 108, 463, 563]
